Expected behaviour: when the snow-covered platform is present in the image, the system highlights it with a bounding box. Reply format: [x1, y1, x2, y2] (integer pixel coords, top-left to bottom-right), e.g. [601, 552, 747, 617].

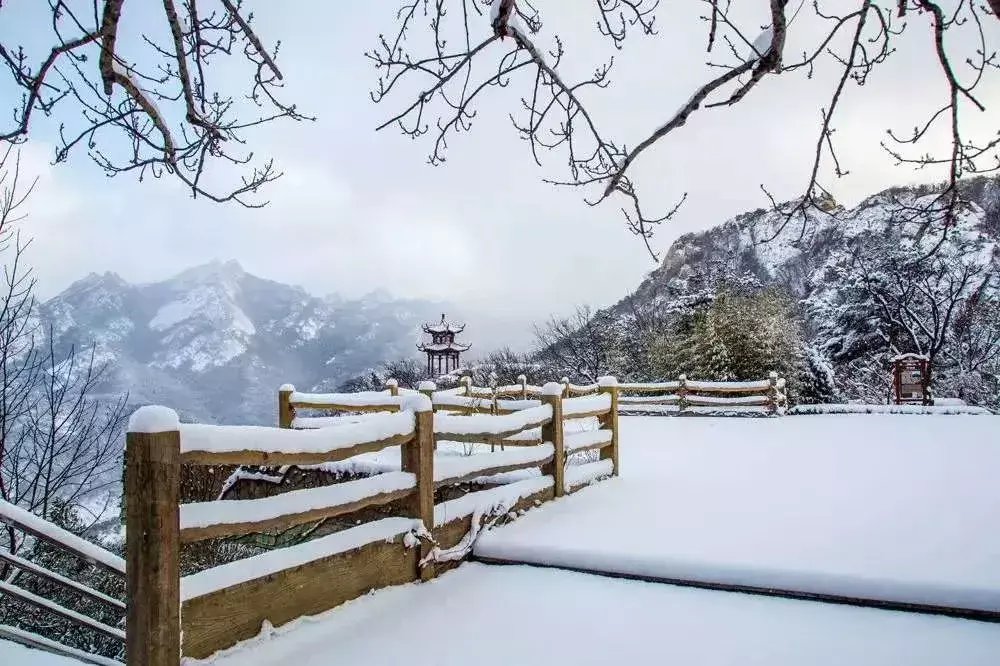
[475, 415, 1000, 616]
[190, 563, 1000, 666]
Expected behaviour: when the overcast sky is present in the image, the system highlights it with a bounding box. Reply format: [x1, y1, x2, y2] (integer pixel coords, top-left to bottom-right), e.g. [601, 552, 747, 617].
[8, 2, 1000, 340]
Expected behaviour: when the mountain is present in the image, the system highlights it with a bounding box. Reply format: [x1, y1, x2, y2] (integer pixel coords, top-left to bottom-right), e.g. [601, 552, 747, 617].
[615, 180, 999, 316]
[42, 260, 446, 424]
[596, 176, 1000, 403]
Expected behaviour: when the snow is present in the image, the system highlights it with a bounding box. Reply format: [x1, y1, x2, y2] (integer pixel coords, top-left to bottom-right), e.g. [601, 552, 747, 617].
[494, 398, 540, 411]
[181, 472, 416, 530]
[433, 477, 553, 526]
[430, 393, 492, 410]
[562, 393, 611, 417]
[891, 353, 930, 362]
[752, 25, 774, 58]
[541, 381, 563, 396]
[290, 413, 391, 430]
[0, 499, 126, 574]
[597, 375, 618, 387]
[184, 563, 1000, 666]
[417, 381, 436, 391]
[620, 394, 679, 403]
[684, 379, 771, 391]
[686, 394, 770, 406]
[127, 404, 179, 433]
[789, 404, 992, 416]
[620, 381, 681, 391]
[0, 626, 121, 666]
[565, 429, 612, 453]
[476, 415, 1000, 613]
[563, 459, 613, 491]
[433, 404, 551, 437]
[179, 412, 414, 456]
[400, 394, 432, 413]
[288, 390, 402, 409]
[0, 549, 124, 610]
[181, 517, 423, 601]
[416, 342, 470, 352]
[434, 444, 553, 484]
[278, 384, 295, 392]
[0, 581, 125, 641]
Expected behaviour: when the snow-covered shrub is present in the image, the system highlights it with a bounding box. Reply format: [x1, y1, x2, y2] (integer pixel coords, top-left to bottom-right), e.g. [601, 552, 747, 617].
[649, 288, 807, 397]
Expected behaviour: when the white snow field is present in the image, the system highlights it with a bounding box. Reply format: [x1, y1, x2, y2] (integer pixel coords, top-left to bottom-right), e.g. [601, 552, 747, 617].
[476, 415, 1000, 613]
[192, 564, 1000, 666]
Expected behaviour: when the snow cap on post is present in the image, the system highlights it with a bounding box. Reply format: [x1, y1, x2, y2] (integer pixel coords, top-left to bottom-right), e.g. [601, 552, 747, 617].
[598, 375, 618, 388]
[417, 380, 437, 392]
[542, 382, 564, 396]
[517, 374, 526, 382]
[384, 378, 399, 388]
[278, 383, 295, 392]
[769, 371, 778, 379]
[402, 393, 433, 413]
[128, 405, 179, 434]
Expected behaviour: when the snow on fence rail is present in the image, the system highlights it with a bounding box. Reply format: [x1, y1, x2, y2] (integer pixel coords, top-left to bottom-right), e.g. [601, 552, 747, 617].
[424, 373, 782, 417]
[0, 499, 126, 661]
[123, 378, 620, 664]
[618, 373, 787, 416]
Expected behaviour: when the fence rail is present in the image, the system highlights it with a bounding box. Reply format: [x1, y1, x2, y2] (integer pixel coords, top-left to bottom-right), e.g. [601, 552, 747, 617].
[369, 373, 787, 418]
[124, 379, 620, 664]
[619, 372, 787, 415]
[0, 499, 126, 663]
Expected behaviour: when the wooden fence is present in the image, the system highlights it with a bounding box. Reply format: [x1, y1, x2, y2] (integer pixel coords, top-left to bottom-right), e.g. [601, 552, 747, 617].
[0, 499, 125, 666]
[125, 379, 619, 664]
[376, 373, 787, 417]
[616, 373, 787, 415]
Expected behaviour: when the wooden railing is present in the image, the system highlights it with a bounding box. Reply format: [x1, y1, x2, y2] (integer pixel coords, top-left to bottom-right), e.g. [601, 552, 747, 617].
[125, 379, 619, 664]
[400, 372, 787, 417]
[617, 372, 787, 415]
[0, 499, 126, 666]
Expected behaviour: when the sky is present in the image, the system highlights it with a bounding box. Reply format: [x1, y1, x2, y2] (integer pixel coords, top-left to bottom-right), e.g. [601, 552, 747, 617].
[5, 2, 1000, 341]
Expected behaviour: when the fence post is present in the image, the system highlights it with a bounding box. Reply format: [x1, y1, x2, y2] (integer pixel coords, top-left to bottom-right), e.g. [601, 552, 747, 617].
[125, 406, 181, 666]
[278, 384, 295, 429]
[418, 381, 437, 449]
[560, 376, 570, 398]
[767, 371, 779, 415]
[401, 394, 435, 581]
[518, 374, 527, 400]
[677, 374, 689, 414]
[598, 376, 620, 476]
[540, 383, 566, 498]
[386, 378, 399, 397]
[460, 375, 472, 396]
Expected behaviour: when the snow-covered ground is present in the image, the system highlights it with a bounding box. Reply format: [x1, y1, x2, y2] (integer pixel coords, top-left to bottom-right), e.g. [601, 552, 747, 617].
[192, 563, 1000, 666]
[0, 639, 101, 665]
[476, 415, 1000, 611]
[14, 413, 998, 665]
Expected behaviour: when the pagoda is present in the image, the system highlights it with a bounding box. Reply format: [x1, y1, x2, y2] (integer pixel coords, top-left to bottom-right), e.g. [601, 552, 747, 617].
[418, 314, 470, 377]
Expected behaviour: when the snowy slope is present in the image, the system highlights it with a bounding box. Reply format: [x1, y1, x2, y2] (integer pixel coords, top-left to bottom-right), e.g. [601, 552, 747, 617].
[475, 415, 1000, 612]
[189, 563, 1000, 666]
[41, 261, 447, 424]
[614, 177, 1000, 316]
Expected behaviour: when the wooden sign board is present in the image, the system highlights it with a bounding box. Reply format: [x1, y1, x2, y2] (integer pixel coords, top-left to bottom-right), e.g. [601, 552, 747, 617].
[892, 355, 931, 405]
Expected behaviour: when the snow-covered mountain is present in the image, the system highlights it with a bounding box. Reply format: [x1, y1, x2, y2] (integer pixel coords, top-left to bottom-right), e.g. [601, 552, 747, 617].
[599, 176, 1000, 403]
[42, 260, 445, 424]
[615, 179, 998, 315]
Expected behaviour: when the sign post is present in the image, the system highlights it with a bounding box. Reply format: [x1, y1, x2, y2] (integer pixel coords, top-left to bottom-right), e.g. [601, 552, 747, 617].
[891, 354, 931, 405]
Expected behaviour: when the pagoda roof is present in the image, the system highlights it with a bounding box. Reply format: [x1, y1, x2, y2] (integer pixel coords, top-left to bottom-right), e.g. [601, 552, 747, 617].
[418, 341, 472, 353]
[423, 313, 465, 334]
